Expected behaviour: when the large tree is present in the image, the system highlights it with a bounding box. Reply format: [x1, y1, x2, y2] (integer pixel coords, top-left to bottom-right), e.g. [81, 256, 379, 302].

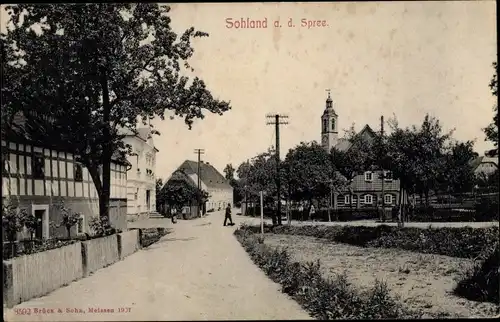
[284, 141, 345, 213]
[484, 62, 498, 147]
[1, 4, 231, 221]
[387, 114, 453, 208]
[438, 141, 476, 195]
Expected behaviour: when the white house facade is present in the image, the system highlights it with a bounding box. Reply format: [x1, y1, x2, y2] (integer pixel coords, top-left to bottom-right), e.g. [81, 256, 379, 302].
[121, 128, 159, 220]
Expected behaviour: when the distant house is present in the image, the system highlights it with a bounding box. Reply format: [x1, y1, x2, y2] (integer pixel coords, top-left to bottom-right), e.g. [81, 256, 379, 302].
[170, 160, 233, 213]
[2, 113, 129, 241]
[470, 154, 498, 177]
[119, 127, 159, 221]
[320, 92, 402, 209]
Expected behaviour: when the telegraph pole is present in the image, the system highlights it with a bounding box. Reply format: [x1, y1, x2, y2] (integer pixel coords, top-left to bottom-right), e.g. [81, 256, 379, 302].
[194, 149, 205, 217]
[266, 114, 289, 226]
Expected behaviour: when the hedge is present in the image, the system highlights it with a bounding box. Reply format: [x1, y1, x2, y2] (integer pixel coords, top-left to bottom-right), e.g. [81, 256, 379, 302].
[454, 241, 499, 304]
[234, 227, 426, 319]
[140, 228, 169, 248]
[241, 224, 499, 259]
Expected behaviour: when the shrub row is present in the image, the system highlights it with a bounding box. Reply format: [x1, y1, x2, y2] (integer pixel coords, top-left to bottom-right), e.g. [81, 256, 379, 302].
[242, 224, 499, 259]
[140, 228, 169, 248]
[234, 227, 424, 319]
[454, 241, 499, 304]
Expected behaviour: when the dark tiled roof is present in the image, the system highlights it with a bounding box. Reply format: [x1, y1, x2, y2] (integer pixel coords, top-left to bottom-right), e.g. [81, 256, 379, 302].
[177, 160, 232, 189]
[334, 124, 376, 152]
[5, 112, 129, 165]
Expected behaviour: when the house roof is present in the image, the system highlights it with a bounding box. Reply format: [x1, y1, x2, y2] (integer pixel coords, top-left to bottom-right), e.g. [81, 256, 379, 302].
[176, 160, 232, 189]
[5, 112, 129, 165]
[333, 124, 377, 152]
[118, 126, 159, 152]
[470, 156, 499, 171]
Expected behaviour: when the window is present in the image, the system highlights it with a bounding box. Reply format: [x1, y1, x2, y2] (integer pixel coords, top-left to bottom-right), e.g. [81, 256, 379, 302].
[74, 163, 83, 182]
[32, 154, 45, 179]
[77, 214, 85, 234]
[344, 195, 350, 205]
[323, 119, 328, 132]
[384, 194, 393, 205]
[2, 151, 8, 173]
[384, 171, 393, 181]
[331, 118, 335, 131]
[364, 171, 373, 182]
[364, 194, 373, 204]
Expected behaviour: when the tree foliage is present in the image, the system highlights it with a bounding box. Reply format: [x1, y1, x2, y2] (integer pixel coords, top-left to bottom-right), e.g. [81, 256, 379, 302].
[223, 163, 235, 181]
[484, 62, 498, 147]
[284, 141, 345, 203]
[1, 4, 231, 220]
[160, 178, 209, 212]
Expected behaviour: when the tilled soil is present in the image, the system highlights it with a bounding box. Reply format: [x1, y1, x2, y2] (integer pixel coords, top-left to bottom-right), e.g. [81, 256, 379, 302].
[264, 233, 499, 318]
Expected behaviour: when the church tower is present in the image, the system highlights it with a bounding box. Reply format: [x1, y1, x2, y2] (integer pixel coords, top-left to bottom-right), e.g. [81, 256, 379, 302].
[321, 90, 338, 152]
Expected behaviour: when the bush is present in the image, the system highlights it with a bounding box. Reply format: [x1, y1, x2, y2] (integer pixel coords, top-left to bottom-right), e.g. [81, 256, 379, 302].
[234, 227, 421, 319]
[454, 242, 499, 304]
[140, 228, 169, 248]
[475, 197, 500, 222]
[2, 238, 78, 260]
[239, 224, 499, 259]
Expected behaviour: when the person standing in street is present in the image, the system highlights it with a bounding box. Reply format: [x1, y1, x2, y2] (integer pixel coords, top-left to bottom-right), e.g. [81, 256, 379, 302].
[171, 207, 177, 224]
[224, 203, 234, 226]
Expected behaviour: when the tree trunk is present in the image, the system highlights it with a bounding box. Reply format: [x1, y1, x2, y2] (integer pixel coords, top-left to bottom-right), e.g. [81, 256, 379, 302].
[67, 226, 71, 239]
[424, 189, 429, 207]
[99, 66, 112, 224]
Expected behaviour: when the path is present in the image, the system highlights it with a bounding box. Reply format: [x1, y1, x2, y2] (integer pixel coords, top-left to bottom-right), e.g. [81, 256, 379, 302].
[3, 210, 312, 321]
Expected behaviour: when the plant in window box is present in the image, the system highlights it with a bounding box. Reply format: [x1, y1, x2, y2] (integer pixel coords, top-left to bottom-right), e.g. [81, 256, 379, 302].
[57, 201, 81, 239]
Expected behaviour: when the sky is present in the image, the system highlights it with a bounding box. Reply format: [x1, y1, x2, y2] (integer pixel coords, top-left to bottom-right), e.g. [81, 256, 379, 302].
[1, 2, 497, 181]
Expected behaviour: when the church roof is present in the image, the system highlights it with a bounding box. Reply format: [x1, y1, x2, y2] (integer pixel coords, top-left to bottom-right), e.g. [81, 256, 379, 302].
[333, 124, 377, 152]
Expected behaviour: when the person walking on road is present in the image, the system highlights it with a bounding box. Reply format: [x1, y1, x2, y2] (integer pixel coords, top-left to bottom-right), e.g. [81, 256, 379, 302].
[224, 203, 234, 226]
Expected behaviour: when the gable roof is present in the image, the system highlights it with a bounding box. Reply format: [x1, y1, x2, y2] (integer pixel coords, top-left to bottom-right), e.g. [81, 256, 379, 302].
[470, 156, 499, 171]
[3, 112, 129, 165]
[117, 126, 159, 152]
[333, 124, 377, 152]
[176, 160, 232, 189]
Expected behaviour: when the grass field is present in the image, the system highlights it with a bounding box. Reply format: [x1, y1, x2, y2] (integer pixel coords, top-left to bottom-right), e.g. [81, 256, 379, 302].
[262, 233, 499, 318]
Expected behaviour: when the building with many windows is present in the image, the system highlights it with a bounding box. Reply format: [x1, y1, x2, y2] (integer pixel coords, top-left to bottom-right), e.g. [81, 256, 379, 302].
[120, 127, 159, 221]
[320, 92, 402, 209]
[2, 115, 129, 241]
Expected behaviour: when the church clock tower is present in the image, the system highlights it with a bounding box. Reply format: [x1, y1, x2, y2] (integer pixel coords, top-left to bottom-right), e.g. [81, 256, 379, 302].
[321, 90, 338, 153]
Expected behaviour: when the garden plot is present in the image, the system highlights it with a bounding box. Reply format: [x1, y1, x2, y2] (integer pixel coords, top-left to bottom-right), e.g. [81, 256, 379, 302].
[263, 234, 499, 318]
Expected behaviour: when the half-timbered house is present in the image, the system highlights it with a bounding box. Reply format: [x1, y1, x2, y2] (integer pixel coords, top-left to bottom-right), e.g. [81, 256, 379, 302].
[2, 115, 129, 240]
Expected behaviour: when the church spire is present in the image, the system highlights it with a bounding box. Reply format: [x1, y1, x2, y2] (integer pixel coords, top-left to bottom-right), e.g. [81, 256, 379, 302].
[325, 89, 333, 109]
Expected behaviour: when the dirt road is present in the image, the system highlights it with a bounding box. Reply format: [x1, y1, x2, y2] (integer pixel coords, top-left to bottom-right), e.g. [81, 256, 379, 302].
[4, 211, 311, 321]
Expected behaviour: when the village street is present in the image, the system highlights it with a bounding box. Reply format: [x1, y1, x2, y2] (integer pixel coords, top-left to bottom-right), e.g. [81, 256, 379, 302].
[3, 211, 312, 322]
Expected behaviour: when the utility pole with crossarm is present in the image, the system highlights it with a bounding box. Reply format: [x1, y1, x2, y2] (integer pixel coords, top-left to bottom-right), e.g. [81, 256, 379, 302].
[194, 148, 205, 217]
[266, 114, 289, 226]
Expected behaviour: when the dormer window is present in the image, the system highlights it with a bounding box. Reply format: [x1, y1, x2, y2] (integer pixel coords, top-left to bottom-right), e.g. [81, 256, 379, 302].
[364, 171, 373, 182]
[384, 171, 393, 181]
